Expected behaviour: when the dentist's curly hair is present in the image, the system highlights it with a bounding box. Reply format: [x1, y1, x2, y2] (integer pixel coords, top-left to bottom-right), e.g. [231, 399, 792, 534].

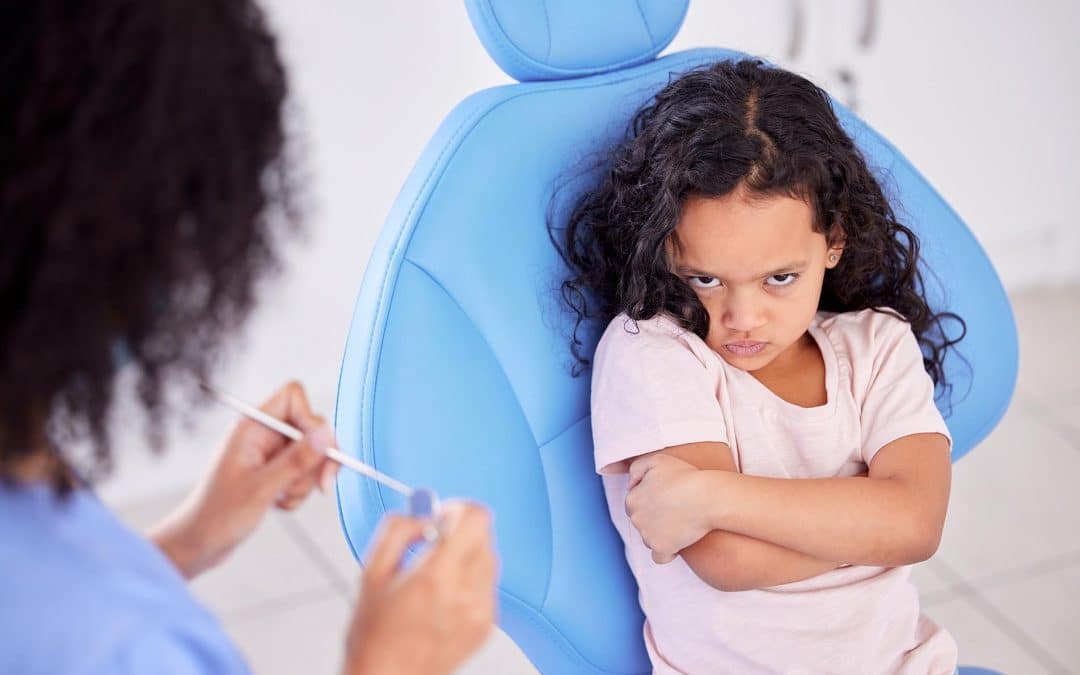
[553, 59, 965, 397]
[1, 0, 296, 492]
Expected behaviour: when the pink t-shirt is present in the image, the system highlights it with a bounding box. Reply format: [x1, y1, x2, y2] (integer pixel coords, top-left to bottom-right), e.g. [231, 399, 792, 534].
[591, 308, 958, 675]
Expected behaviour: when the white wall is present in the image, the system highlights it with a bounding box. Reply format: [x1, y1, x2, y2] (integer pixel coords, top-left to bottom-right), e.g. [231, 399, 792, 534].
[678, 0, 1080, 290]
[101, 0, 1080, 504]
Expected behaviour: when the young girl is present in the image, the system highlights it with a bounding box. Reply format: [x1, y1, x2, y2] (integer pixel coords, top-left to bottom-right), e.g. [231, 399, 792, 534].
[556, 59, 965, 674]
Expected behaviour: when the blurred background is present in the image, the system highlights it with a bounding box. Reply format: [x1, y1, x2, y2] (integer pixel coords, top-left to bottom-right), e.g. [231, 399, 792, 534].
[104, 1, 1080, 673]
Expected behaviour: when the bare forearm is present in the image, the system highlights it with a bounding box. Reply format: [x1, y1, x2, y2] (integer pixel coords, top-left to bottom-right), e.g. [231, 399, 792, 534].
[706, 472, 943, 566]
[682, 530, 840, 592]
[148, 513, 210, 580]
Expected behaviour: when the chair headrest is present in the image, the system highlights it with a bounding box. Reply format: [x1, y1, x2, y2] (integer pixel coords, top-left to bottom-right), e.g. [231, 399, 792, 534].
[465, 0, 689, 82]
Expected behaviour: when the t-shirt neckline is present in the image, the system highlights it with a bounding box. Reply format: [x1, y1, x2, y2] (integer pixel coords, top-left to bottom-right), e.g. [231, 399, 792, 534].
[718, 320, 839, 420]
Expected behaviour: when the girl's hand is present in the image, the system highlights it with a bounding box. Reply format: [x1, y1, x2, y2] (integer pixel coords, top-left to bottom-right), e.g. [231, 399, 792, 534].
[626, 453, 716, 564]
[150, 381, 339, 578]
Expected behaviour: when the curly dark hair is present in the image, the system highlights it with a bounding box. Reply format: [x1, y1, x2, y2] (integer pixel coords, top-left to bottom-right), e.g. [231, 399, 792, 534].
[0, 0, 295, 492]
[554, 59, 964, 396]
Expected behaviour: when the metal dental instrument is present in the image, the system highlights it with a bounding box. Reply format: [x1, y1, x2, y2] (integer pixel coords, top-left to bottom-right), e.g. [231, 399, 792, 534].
[202, 384, 440, 523]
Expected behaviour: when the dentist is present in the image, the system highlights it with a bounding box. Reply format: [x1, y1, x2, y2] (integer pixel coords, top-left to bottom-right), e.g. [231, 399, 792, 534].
[0, 1, 497, 673]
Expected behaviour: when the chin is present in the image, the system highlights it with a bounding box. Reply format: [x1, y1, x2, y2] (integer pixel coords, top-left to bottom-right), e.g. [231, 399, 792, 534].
[716, 349, 776, 372]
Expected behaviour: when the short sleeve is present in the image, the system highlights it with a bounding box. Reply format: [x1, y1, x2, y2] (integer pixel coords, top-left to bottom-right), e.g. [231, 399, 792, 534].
[590, 315, 728, 474]
[94, 623, 250, 675]
[859, 313, 952, 465]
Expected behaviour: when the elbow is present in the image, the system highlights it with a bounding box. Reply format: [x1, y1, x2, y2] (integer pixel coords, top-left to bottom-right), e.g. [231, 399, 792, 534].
[714, 576, 756, 593]
[707, 552, 757, 592]
[681, 535, 755, 592]
[693, 561, 751, 592]
[894, 513, 944, 565]
[908, 527, 943, 564]
[690, 563, 754, 593]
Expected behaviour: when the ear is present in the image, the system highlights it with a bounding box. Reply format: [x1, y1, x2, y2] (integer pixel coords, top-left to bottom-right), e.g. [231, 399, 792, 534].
[826, 223, 846, 268]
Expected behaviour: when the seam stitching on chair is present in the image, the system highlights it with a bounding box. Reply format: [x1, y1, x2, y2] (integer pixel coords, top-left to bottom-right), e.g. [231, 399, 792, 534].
[538, 412, 590, 450]
[634, 0, 656, 47]
[541, 0, 552, 61]
[402, 257, 541, 450]
[360, 98, 496, 517]
[480, 0, 690, 79]
[403, 257, 555, 627]
[536, 413, 590, 613]
[479, 0, 549, 78]
[501, 584, 643, 674]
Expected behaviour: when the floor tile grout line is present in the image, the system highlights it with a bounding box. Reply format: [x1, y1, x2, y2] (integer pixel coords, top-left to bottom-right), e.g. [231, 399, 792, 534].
[222, 585, 345, 625]
[923, 548, 1080, 604]
[933, 557, 1073, 675]
[1015, 377, 1080, 407]
[921, 588, 968, 608]
[276, 511, 353, 596]
[1019, 400, 1080, 454]
[1009, 384, 1042, 407]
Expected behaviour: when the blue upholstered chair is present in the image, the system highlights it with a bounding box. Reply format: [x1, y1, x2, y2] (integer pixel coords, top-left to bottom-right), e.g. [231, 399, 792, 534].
[334, 2, 1016, 672]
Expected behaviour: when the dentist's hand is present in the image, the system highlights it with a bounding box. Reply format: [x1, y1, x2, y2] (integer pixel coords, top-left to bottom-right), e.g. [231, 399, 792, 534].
[150, 381, 339, 578]
[343, 503, 499, 675]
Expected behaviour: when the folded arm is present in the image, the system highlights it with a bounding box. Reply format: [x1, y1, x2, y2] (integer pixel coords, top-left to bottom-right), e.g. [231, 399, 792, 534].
[706, 433, 951, 566]
[627, 433, 951, 571]
[641, 442, 842, 592]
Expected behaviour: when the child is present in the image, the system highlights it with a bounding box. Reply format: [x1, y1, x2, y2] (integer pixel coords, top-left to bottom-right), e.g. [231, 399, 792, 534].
[556, 59, 964, 674]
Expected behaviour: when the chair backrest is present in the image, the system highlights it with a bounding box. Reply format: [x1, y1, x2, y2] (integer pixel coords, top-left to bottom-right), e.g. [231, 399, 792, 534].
[334, 2, 1018, 672]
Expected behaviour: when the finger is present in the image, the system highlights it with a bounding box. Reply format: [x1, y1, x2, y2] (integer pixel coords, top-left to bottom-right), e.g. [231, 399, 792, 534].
[447, 503, 492, 547]
[457, 507, 497, 571]
[277, 448, 343, 508]
[624, 491, 644, 520]
[627, 456, 655, 490]
[460, 547, 500, 630]
[259, 381, 330, 437]
[276, 456, 337, 507]
[428, 511, 498, 615]
[363, 514, 427, 587]
[259, 439, 327, 502]
[318, 460, 340, 495]
[283, 382, 328, 436]
[652, 549, 676, 565]
[230, 383, 323, 465]
[276, 496, 303, 511]
[275, 474, 319, 511]
[257, 381, 305, 424]
[463, 537, 500, 594]
[430, 502, 493, 566]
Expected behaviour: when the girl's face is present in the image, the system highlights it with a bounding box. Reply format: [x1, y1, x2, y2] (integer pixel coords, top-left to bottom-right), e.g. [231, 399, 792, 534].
[671, 189, 843, 375]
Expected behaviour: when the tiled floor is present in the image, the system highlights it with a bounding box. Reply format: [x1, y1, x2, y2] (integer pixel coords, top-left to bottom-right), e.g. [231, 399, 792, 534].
[113, 285, 1080, 675]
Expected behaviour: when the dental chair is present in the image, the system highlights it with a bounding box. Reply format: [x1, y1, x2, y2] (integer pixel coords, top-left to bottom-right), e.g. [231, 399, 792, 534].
[334, 2, 1016, 672]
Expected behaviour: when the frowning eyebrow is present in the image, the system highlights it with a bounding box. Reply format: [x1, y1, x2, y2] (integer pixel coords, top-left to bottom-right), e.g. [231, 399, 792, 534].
[675, 261, 809, 279]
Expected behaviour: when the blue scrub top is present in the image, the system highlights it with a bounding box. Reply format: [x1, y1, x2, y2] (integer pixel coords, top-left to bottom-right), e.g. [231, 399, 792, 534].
[0, 483, 250, 674]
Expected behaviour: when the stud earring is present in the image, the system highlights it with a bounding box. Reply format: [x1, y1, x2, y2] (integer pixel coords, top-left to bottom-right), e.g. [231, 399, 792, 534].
[828, 253, 838, 264]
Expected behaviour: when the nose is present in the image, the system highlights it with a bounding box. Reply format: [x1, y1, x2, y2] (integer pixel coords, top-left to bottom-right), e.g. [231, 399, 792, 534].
[721, 290, 766, 334]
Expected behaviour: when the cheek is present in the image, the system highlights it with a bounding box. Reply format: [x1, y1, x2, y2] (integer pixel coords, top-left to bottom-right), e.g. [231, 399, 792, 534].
[788, 274, 827, 318]
[773, 292, 811, 326]
[695, 295, 724, 336]
[696, 293, 725, 321]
